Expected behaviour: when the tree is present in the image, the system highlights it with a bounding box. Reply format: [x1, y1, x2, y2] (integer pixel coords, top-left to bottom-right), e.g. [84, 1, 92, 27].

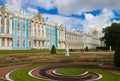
[114, 37, 120, 67]
[102, 23, 120, 46]
[50, 45, 56, 54]
[85, 46, 89, 52]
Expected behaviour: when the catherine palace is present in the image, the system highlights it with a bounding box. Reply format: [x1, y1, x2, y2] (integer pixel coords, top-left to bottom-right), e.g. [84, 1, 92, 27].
[0, 6, 100, 50]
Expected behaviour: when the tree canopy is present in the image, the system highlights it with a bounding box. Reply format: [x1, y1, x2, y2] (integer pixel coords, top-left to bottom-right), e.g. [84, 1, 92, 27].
[102, 23, 120, 46]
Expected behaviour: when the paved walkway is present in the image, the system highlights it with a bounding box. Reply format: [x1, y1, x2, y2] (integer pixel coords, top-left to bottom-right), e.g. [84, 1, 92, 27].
[0, 64, 31, 81]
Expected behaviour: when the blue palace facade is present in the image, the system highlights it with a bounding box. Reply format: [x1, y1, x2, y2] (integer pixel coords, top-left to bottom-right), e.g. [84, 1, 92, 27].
[0, 6, 101, 50]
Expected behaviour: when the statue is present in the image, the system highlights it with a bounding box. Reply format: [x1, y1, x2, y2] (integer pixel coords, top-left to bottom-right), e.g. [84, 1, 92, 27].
[66, 48, 69, 56]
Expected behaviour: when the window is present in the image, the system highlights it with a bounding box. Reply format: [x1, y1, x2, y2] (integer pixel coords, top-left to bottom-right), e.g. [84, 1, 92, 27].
[17, 40, 20, 47]
[7, 39, 9, 47]
[29, 41, 31, 47]
[42, 41, 44, 47]
[7, 19, 9, 26]
[1, 18, 4, 24]
[18, 20, 20, 27]
[1, 27, 4, 33]
[6, 27, 9, 34]
[2, 38, 5, 46]
[23, 40, 25, 47]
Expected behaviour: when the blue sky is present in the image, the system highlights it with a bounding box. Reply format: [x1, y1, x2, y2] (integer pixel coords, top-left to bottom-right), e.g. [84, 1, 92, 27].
[1, 0, 120, 35]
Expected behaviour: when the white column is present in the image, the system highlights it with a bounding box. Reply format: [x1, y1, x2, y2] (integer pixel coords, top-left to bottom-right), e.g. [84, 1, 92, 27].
[5, 38, 7, 47]
[0, 38, 2, 47]
[4, 18, 7, 33]
[32, 23, 34, 37]
[40, 41, 42, 48]
[40, 25, 42, 37]
[36, 41, 38, 48]
[39, 25, 41, 37]
[36, 24, 38, 37]
[9, 17, 12, 34]
[59, 30, 61, 39]
[43, 25, 46, 38]
[44, 41, 46, 48]
[9, 39, 12, 47]
[0, 17, 1, 33]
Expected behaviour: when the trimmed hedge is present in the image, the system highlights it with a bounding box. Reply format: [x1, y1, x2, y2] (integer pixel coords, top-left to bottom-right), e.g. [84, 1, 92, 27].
[50, 45, 56, 54]
[96, 46, 116, 50]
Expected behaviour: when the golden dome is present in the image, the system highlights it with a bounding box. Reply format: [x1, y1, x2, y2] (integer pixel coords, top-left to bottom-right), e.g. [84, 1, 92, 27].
[36, 12, 41, 19]
[92, 28, 99, 35]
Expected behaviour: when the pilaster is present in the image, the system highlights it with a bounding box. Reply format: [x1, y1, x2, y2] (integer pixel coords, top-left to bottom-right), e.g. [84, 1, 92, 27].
[4, 18, 7, 33]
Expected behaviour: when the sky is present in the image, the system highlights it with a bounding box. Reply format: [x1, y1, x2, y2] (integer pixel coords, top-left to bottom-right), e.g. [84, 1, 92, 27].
[0, 0, 120, 36]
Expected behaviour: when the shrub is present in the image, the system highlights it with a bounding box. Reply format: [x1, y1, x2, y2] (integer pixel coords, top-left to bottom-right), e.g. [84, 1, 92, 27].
[114, 37, 120, 67]
[96, 46, 116, 50]
[85, 46, 89, 52]
[50, 45, 56, 54]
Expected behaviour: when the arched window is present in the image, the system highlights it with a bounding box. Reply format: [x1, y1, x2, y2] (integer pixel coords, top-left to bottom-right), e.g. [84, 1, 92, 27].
[6, 19, 9, 34]
[1, 17, 4, 24]
[17, 40, 20, 47]
[7, 19, 9, 26]
[2, 38, 5, 46]
[29, 41, 31, 47]
[23, 40, 25, 47]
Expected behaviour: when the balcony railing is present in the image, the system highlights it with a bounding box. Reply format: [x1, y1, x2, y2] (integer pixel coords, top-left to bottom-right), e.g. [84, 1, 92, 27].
[31, 36, 46, 41]
[0, 33, 13, 38]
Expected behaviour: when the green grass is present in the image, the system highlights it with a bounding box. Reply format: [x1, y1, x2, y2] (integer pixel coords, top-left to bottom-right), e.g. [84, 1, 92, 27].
[56, 68, 120, 81]
[56, 68, 87, 75]
[0, 49, 66, 55]
[10, 64, 48, 81]
[0, 49, 50, 54]
[0, 51, 114, 67]
[10, 63, 75, 81]
[10, 63, 120, 81]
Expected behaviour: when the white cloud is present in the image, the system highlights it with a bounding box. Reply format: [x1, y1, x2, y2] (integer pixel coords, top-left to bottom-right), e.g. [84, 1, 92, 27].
[42, 14, 83, 31]
[4, 0, 120, 35]
[55, 0, 120, 15]
[5, 0, 120, 15]
[27, 7, 38, 17]
[5, 0, 22, 11]
[37, 0, 56, 10]
[83, 8, 115, 33]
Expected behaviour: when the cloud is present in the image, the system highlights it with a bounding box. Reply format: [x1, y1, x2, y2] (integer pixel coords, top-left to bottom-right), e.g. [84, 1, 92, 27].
[83, 8, 115, 33]
[26, 7, 38, 17]
[5, 0, 120, 16]
[42, 14, 83, 31]
[55, 0, 120, 15]
[5, 0, 22, 11]
[37, 0, 56, 10]
[4, 0, 120, 35]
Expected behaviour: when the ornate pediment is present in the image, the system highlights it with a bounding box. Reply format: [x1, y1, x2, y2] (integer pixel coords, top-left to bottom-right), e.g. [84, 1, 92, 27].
[0, 6, 14, 16]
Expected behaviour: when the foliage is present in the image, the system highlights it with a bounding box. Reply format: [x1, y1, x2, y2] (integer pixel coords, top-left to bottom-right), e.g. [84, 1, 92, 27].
[85, 46, 89, 51]
[50, 45, 56, 54]
[102, 23, 120, 46]
[96, 46, 116, 50]
[114, 37, 120, 67]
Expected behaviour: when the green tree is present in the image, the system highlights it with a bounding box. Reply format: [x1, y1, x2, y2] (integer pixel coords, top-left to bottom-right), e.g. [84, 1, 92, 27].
[102, 23, 120, 46]
[114, 37, 120, 67]
[50, 45, 56, 54]
[85, 46, 89, 52]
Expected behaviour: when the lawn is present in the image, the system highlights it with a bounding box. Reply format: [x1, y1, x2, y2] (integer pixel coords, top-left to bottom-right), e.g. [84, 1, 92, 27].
[10, 63, 120, 81]
[55, 68, 120, 81]
[0, 50, 114, 67]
